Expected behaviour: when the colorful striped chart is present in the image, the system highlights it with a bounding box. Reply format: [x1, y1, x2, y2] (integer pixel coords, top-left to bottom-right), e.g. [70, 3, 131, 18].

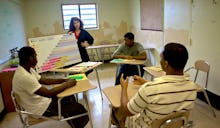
[28, 34, 81, 73]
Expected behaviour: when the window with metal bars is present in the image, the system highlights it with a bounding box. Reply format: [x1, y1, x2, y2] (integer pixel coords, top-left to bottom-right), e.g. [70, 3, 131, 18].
[61, 4, 98, 30]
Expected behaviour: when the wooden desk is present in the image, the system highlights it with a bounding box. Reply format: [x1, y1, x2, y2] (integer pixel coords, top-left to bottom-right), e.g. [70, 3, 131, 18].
[57, 79, 96, 128]
[103, 84, 140, 107]
[50, 62, 103, 100]
[110, 59, 146, 81]
[102, 84, 140, 128]
[50, 62, 102, 75]
[144, 66, 190, 81]
[87, 44, 120, 62]
[87, 44, 120, 50]
[143, 66, 165, 80]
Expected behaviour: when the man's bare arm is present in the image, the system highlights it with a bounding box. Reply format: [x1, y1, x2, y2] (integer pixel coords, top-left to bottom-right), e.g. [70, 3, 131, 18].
[35, 79, 76, 98]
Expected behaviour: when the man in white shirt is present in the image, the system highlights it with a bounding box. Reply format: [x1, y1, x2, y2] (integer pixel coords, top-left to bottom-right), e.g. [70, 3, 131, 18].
[12, 46, 89, 128]
[112, 43, 197, 128]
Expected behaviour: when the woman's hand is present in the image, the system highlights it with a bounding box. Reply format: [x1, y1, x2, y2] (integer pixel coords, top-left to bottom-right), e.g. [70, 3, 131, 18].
[81, 41, 89, 47]
[132, 75, 147, 85]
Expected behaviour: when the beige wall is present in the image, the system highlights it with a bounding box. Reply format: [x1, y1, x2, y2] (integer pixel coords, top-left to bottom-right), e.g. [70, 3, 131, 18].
[164, 0, 191, 45]
[188, 0, 220, 95]
[24, 0, 130, 45]
[129, 0, 220, 95]
[164, 0, 220, 95]
[24, 0, 164, 65]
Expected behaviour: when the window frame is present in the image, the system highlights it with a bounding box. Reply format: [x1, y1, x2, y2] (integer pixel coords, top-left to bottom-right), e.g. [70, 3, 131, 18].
[61, 3, 98, 30]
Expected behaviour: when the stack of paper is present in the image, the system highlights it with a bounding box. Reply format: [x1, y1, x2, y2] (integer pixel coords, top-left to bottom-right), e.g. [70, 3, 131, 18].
[148, 66, 163, 71]
[68, 66, 87, 72]
[76, 62, 98, 67]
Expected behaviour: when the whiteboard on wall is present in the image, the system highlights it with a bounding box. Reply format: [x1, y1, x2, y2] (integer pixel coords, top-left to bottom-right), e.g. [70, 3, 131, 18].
[28, 34, 81, 73]
[0, 0, 26, 64]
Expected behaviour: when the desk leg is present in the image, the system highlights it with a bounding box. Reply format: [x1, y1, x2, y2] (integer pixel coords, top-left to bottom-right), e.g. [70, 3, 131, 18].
[145, 71, 154, 81]
[83, 92, 93, 128]
[95, 49, 100, 62]
[138, 65, 141, 76]
[57, 98, 63, 120]
[150, 75, 153, 81]
[95, 68, 103, 100]
[65, 73, 69, 77]
[115, 64, 119, 82]
[98, 48, 105, 70]
[108, 104, 112, 128]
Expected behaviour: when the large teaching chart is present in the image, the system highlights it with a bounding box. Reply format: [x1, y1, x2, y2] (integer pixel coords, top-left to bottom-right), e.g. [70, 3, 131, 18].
[28, 34, 81, 73]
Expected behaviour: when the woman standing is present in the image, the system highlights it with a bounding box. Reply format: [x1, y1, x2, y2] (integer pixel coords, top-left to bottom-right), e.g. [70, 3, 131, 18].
[68, 17, 94, 62]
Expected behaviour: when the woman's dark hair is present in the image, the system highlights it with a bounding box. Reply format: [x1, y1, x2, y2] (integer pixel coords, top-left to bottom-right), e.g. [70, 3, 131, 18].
[69, 17, 84, 32]
[124, 32, 134, 40]
[18, 46, 36, 65]
[162, 43, 188, 70]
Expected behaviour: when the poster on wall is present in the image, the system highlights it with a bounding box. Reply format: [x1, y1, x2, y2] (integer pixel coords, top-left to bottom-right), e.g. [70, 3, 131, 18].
[28, 34, 81, 73]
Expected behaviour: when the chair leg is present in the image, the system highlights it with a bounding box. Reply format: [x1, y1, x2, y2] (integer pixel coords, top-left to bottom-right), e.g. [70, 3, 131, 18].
[185, 120, 194, 128]
[19, 114, 29, 128]
[108, 105, 112, 128]
[23, 121, 29, 128]
[203, 90, 216, 117]
[83, 92, 93, 128]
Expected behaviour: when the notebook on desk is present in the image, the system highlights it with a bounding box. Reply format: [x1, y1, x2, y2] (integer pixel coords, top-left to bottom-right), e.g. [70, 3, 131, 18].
[68, 66, 87, 72]
[111, 59, 136, 63]
[67, 62, 98, 72]
[76, 62, 98, 67]
[148, 66, 163, 71]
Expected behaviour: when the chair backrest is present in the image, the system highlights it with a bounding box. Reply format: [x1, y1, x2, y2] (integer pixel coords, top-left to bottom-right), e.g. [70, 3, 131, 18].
[151, 111, 190, 128]
[11, 91, 29, 126]
[194, 60, 210, 89]
[11, 91, 50, 127]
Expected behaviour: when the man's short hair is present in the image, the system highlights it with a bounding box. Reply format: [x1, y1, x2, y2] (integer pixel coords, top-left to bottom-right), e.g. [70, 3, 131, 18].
[18, 46, 36, 65]
[124, 32, 134, 40]
[162, 43, 188, 70]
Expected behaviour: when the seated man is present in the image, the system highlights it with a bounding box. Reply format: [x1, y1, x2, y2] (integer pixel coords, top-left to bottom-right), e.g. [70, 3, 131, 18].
[12, 46, 89, 128]
[112, 32, 147, 85]
[111, 42, 197, 128]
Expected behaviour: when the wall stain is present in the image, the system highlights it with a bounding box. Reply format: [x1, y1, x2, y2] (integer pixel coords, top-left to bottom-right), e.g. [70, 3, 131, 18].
[33, 27, 43, 37]
[32, 20, 128, 45]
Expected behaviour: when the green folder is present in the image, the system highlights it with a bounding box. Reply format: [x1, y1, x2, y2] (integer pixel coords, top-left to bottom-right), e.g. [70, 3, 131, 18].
[68, 74, 87, 81]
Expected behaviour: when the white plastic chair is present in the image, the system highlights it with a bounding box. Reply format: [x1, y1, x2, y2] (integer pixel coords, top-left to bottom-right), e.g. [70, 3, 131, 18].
[11, 91, 60, 128]
[11, 91, 90, 128]
[185, 60, 216, 117]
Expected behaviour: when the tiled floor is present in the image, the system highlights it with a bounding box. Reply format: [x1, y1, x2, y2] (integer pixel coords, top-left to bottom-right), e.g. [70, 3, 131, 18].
[0, 63, 220, 128]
